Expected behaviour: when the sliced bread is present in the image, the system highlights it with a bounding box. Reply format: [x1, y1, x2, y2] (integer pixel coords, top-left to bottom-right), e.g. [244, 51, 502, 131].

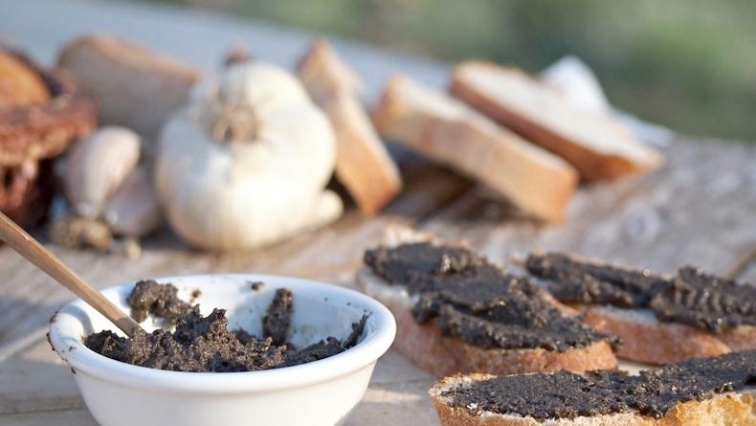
[57, 34, 200, 154]
[296, 39, 365, 103]
[451, 61, 663, 181]
[356, 226, 618, 377]
[372, 75, 578, 222]
[297, 40, 401, 215]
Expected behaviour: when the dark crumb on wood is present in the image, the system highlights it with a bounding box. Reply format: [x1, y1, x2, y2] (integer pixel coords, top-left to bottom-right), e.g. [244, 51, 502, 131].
[250, 281, 265, 291]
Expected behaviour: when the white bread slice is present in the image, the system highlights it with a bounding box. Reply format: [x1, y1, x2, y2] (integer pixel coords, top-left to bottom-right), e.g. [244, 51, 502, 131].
[297, 40, 402, 215]
[576, 305, 756, 365]
[451, 62, 664, 181]
[430, 373, 756, 426]
[356, 226, 618, 377]
[296, 39, 365, 103]
[372, 75, 578, 222]
[57, 35, 200, 152]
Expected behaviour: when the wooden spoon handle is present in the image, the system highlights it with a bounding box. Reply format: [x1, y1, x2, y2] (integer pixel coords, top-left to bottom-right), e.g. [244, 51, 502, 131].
[0, 213, 141, 337]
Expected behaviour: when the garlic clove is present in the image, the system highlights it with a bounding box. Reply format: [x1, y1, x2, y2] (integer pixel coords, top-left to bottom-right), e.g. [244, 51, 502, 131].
[103, 166, 162, 238]
[307, 190, 344, 230]
[64, 126, 141, 219]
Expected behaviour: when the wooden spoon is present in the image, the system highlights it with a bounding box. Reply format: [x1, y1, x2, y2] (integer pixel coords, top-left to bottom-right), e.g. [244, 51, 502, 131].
[0, 212, 142, 337]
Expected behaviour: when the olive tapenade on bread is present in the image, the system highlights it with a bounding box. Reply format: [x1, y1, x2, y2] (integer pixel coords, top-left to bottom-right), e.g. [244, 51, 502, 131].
[430, 350, 756, 426]
[356, 227, 619, 377]
[525, 252, 756, 364]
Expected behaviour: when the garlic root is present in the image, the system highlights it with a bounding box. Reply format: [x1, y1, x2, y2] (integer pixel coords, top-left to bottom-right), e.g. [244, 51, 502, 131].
[49, 216, 113, 251]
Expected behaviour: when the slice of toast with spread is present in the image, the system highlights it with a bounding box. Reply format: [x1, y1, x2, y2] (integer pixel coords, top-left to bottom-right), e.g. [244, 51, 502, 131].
[430, 350, 756, 426]
[524, 252, 756, 365]
[356, 226, 619, 377]
[451, 61, 663, 181]
[297, 40, 402, 216]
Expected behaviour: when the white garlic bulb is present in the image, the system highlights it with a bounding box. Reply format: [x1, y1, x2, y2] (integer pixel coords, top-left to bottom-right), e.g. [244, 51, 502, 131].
[156, 62, 342, 251]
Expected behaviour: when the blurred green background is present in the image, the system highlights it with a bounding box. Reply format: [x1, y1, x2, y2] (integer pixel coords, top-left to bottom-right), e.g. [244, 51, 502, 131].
[148, 0, 755, 140]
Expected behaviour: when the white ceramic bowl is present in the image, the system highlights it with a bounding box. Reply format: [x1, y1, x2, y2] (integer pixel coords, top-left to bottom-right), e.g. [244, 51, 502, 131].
[48, 274, 396, 426]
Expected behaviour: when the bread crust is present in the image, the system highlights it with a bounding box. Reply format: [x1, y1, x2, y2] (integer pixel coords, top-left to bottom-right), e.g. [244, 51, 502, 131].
[297, 40, 401, 215]
[450, 62, 663, 181]
[372, 75, 578, 222]
[357, 267, 618, 377]
[430, 374, 756, 426]
[324, 93, 402, 215]
[296, 39, 365, 103]
[576, 305, 756, 365]
[0, 50, 50, 110]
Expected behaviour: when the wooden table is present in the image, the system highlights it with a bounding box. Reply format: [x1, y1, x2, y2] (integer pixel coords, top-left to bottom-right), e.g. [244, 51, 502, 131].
[1, 1, 756, 424]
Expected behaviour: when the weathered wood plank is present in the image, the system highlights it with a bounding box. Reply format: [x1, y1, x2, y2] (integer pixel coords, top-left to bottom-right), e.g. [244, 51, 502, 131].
[0, 343, 84, 415]
[422, 138, 756, 277]
[0, 409, 98, 426]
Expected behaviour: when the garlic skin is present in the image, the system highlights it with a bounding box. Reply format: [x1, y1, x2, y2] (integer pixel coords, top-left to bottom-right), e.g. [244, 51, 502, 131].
[156, 62, 342, 251]
[103, 167, 162, 238]
[64, 127, 141, 219]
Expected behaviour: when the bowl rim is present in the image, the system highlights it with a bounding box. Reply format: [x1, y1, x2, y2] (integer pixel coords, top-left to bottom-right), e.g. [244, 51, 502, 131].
[48, 273, 396, 393]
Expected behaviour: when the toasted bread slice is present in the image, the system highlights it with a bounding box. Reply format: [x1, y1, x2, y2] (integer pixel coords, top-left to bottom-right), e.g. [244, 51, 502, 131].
[296, 39, 365, 103]
[524, 252, 756, 365]
[430, 351, 756, 426]
[57, 34, 200, 152]
[356, 226, 618, 377]
[451, 62, 663, 181]
[297, 40, 401, 215]
[0, 49, 50, 110]
[578, 305, 756, 365]
[358, 267, 617, 378]
[372, 75, 578, 222]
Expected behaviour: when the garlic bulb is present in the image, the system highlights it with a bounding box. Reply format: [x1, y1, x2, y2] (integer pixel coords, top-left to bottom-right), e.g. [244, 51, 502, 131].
[103, 167, 162, 238]
[64, 127, 141, 218]
[156, 62, 342, 251]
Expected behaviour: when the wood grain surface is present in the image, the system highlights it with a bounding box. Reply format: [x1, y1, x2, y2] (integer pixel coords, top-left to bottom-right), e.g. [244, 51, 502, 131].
[1, 1, 755, 425]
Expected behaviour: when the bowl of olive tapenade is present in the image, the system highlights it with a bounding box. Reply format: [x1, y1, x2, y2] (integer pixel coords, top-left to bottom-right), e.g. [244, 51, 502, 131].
[48, 274, 396, 426]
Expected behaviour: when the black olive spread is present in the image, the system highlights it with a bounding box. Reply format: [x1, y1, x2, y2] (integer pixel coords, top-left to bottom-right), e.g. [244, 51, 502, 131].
[364, 243, 618, 352]
[86, 281, 367, 372]
[126, 280, 192, 323]
[526, 253, 756, 333]
[442, 350, 756, 420]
